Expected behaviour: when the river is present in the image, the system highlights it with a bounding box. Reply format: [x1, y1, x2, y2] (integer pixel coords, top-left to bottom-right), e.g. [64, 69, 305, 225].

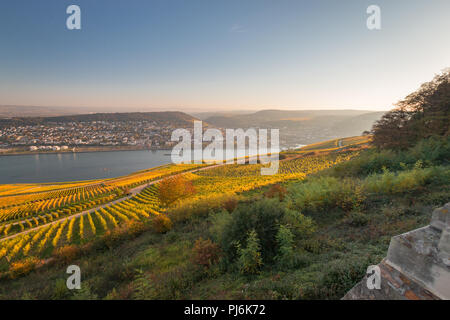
[0, 150, 173, 184]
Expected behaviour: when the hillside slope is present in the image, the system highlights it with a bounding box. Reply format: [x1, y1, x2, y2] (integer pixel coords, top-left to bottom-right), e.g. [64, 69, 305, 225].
[0, 112, 199, 128]
[205, 110, 383, 146]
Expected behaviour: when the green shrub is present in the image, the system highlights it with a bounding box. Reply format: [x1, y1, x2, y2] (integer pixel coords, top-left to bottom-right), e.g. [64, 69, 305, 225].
[274, 225, 296, 269]
[381, 205, 423, 220]
[220, 198, 286, 263]
[289, 177, 365, 213]
[363, 165, 450, 194]
[133, 265, 203, 299]
[330, 137, 450, 178]
[236, 230, 263, 275]
[70, 285, 98, 300]
[318, 256, 374, 299]
[169, 195, 238, 223]
[53, 279, 71, 300]
[417, 188, 450, 205]
[344, 211, 369, 227]
[208, 209, 232, 243]
[282, 210, 316, 238]
[299, 236, 345, 254]
[409, 137, 450, 166]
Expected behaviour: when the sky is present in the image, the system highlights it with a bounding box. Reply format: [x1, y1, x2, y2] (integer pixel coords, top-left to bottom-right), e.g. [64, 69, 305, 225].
[0, 0, 449, 112]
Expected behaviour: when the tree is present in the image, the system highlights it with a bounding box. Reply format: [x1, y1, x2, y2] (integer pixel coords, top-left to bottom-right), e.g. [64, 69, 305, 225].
[371, 69, 450, 150]
[122, 187, 130, 196]
[236, 230, 263, 275]
[158, 175, 196, 207]
[274, 225, 296, 268]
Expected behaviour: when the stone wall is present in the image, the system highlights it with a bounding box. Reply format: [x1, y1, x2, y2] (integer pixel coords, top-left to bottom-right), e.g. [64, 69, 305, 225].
[343, 203, 450, 300]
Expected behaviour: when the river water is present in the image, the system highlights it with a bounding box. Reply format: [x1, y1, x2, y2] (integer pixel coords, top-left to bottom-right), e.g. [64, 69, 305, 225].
[0, 150, 173, 184]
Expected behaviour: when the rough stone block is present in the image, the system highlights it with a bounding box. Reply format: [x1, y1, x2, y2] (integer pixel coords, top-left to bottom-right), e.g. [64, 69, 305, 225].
[345, 202, 450, 300]
[431, 203, 450, 231]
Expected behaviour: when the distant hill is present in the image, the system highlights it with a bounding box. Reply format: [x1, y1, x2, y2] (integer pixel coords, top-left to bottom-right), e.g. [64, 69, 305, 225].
[190, 110, 255, 120]
[0, 106, 90, 118]
[204, 109, 384, 146]
[329, 111, 385, 137]
[204, 109, 380, 127]
[0, 111, 199, 128]
[0, 105, 206, 119]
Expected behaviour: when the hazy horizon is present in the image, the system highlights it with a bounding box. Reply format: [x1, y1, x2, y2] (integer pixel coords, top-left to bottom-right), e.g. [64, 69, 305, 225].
[0, 104, 386, 115]
[1, 0, 449, 111]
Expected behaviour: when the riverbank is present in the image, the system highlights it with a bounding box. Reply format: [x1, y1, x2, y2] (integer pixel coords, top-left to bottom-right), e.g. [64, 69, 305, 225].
[0, 146, 171, 156]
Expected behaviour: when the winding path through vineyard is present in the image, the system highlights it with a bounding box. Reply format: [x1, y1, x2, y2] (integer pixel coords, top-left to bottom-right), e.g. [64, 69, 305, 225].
[0, 163, 223, 242]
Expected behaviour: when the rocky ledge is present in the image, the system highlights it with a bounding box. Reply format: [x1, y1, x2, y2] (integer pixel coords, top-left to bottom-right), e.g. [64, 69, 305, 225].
[343, 202, 450, 300]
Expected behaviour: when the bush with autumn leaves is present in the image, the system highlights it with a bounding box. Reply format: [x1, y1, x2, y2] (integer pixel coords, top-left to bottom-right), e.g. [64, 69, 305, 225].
[158, 175, 196, 207]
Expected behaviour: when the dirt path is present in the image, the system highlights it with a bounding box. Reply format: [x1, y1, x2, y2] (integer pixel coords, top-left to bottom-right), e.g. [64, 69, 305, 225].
[0, 164, 222, 243]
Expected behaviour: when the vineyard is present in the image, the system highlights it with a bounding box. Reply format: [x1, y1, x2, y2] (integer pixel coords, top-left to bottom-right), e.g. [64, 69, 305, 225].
[191, 151, 360, 198]
[0, 150, 358, 266]
[0, 164, 203, 241]
[0, 185, 160, 261]
[287, 135, 371, 155]
[0, 180, 105, 197]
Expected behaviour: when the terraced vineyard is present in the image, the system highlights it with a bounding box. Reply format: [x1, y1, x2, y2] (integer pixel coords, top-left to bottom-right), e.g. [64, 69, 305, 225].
[288, 135, 371, 155]
[0, 180, 106, 197]
[0, 149, 359, 265]
[0, 183, 164, 262]
[0, 164, 203, 240]
[0, 185, 116, 222]
[183, 151, 360, 199]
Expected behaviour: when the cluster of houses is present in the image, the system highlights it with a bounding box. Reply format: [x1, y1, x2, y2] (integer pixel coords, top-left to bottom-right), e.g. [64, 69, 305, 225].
[29, 145, 70, 152]
[0, 120, 180, 151]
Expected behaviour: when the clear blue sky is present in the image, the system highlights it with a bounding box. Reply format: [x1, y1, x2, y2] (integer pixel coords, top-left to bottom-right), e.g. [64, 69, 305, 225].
[0, 0, 449, 111]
